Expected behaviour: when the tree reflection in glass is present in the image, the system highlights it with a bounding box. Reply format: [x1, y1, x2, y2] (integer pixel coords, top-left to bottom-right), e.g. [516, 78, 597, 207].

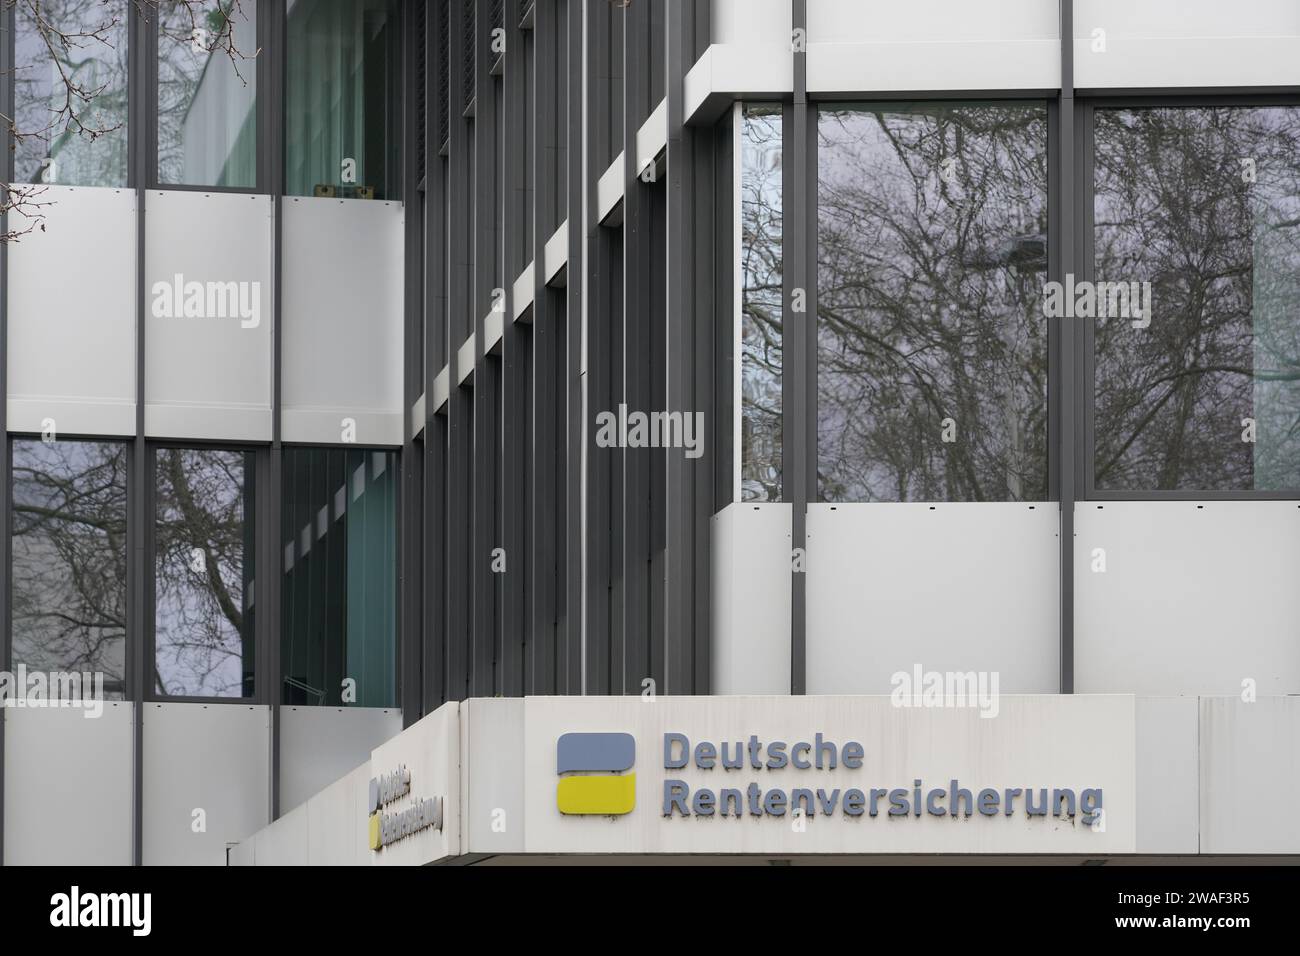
[817, 103, 1049, 502]
[154, 448, 255, 698]
[741, 104, 784, 502]
[11, 440, 128, 697]
[1093, 106, 1300, 492]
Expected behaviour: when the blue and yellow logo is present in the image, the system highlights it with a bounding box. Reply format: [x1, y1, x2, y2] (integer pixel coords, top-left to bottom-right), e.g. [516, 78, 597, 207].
[556, 732, 636, 815]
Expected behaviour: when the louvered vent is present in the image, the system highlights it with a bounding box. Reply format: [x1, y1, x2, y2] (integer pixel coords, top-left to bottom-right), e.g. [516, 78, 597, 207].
[462, 0, 476, 110]
[437, 1, 449, 149]
[416, 1, 427, 180]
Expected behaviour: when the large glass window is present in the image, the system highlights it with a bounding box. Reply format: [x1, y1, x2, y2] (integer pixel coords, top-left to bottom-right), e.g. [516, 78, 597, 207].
[154, 448, 256, 698]
[740, 104, 783, 502]
[1093, 105, 1300, 493]
[157, 0, 259, 188]
[284, 0, 402, 201]
[12, 0, 129, 187]
[817, 103, 1049, 502]
[11, 440, 129, 697]
[281, 448, 396, 707]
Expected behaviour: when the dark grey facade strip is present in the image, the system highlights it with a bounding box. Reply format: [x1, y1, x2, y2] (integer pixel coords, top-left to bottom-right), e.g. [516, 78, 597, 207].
[527, 0, 559, 695]
[400, 0, 425, 728]
[1057, 0, 1076, 694]
[445, 0, 473, 703]
[264, 0, 286, 816]
[787, 0, 809, 695]
[665, 0, 700, 695]
[693, 0, 711, 62]
[583, 0, 614, 696]
[423, 4, 448, 715]
[498, 5, 529, 698]
[620, 0, 652, 695]
[563, 0, 583, 695]
[470, 0, 499, 697]
[130, 0, 148, 866]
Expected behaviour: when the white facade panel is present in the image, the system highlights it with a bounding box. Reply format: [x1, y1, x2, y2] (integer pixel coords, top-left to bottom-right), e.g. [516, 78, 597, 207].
[711, 503, 791, 695]
[712, 0, 790, 46]
[253, 801, 309, 866]
[808, 0, 1059, 42]
[3, 702, 133, 866]
[684, 43, 794, 125]
[144, 191, 273, 441]
[142, 702, 270, 865]
[805, 503, 1059, 695]
[281, 197, 404, 446]
[1074, 0, 1300, 88]
[279, 706, 402, 814]
[1200, 696, 1300, 854]
[1074, 501, 1300, 697]
[366, 703, 461, 865]
[1135, 697, 1200, 855]
[305, 765, 373, 866]
[807, 0, 1059, 92]
[463, 698, 526, 854]
[6, 186, 136, 436]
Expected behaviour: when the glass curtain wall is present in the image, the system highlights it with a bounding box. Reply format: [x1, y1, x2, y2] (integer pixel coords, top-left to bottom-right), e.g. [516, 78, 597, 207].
[817, 102, 1050, 502]
[281, 448, 396, 708]
[153, 448, 256, 698]
[12, 0, 129, 187]
[740, 104, 784, 502]
[11, 440, 129, 697]
[157, 0, 259, 188]
[1092, 105, 1300, 493]
[285, 0, 403, 200]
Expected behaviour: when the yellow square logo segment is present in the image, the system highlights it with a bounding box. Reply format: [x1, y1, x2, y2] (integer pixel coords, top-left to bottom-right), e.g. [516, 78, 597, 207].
[557, 773, 636, 815]
[369, 812, 382, 850]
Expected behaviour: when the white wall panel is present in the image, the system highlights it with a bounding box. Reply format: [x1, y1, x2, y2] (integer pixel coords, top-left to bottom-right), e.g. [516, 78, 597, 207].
[143, 702, 270, 865]
[1135, 697, 1199, 854]
[280, 706, 401, 814]
[281, 197, 404, 446]
[144, 191, 273, 441]
[463, 698, 525, 854]
[251, 801, 309, 866]
[1075, 502, 1300, 696]
[6, 186, 136, 436]
[712, 0, 790, 45]
[305, 765, 372, 866]
[809, 0, 1059, 42]
[711, 503, 791, 694]
[1200, 696, 1300, 853]
[807, 0, 1060, 92]
[3, 702, 133, 865]
[1074, 0, 1300, 88]
[806, 503, 1059, 695]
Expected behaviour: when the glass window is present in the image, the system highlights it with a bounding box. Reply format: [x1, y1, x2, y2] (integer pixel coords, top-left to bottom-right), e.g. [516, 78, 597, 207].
[157, 0, 259, 188]
[1093, 105, 1300, 493]
[12, 0, 129, 187]
[740, 104, 783, 502]
[285, 0, 403, 200]
[281, 448, 396, 707]
[154, 448, 256, 698]
[817, 103, 1049, 502]
[11, 440, 129, 697]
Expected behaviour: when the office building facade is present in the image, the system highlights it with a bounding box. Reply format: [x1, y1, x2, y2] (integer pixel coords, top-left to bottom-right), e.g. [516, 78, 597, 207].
[2, 1, 1299, 865]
